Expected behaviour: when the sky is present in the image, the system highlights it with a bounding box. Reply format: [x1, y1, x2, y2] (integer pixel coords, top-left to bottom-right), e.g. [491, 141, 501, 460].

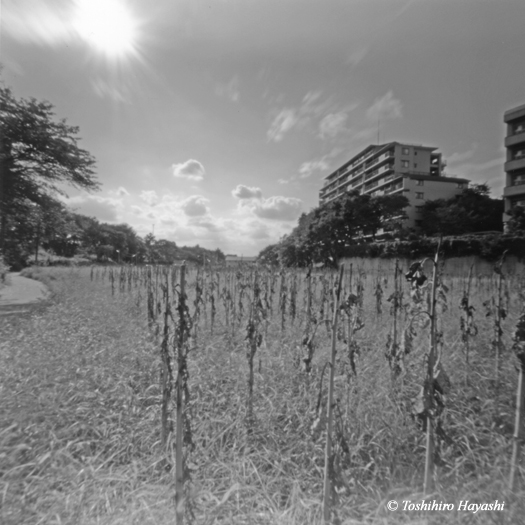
[2, 0, 525, 256]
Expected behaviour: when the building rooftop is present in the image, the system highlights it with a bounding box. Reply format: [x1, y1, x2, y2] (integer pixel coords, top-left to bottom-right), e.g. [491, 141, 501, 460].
[225, 255, 257, 262]
[504, 103, 525, 122]
[322, 142, 438, 180]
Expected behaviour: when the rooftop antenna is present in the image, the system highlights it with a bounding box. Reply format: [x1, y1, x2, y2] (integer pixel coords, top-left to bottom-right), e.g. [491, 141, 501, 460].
[377, 115, 380, 145]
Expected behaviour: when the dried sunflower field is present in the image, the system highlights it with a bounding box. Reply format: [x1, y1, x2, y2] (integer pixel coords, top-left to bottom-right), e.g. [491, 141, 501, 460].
[1, 256, 525, 525]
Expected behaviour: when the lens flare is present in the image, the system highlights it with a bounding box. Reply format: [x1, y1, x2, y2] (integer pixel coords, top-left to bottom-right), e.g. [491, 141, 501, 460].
[73, 0, 138, 59]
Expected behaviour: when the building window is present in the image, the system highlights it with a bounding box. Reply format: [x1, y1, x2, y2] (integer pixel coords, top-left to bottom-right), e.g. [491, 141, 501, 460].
[401, 160, 409, 168]
[513, 174, 525, 186]
[456, 183, 466, 189]
[416, 192, 424, 199]
[416, 179, 424, 186]
[415, 205, 424, 212]
[402, 147, 410, 155]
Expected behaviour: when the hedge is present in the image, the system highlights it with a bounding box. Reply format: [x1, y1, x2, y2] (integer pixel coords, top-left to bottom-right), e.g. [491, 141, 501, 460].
[342, 234, 525, 261]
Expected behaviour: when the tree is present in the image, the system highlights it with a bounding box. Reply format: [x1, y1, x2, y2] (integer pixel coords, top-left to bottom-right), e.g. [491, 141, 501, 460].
[420, 184, 503, 236]
[507, 205, 525, 233]
[0, 85, 98, 264]
[257, 243, 280, 266]
[303, 192, 409, 265]
[154, 239, 179, 264]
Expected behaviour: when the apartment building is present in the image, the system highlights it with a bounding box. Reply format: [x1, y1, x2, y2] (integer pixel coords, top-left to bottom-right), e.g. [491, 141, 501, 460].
[503, 103, 525, 226]
[319, 142, 470, 229]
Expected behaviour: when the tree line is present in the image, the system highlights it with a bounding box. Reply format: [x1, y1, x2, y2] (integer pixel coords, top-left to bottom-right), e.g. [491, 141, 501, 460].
[0, 84, 224, 270]
[257, 183, 518, 267]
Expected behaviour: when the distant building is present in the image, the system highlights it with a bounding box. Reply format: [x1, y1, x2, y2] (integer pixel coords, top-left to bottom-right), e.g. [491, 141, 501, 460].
[503, 103, 525, 228]
[319, 142, 470, 230]
[225, 254, 258, 266]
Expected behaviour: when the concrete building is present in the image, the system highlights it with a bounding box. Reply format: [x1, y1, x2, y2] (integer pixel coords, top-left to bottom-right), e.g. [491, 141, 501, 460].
[503, 103, 525, 226]
[319, 142, 470, 229]
[225, 254, 257, 266]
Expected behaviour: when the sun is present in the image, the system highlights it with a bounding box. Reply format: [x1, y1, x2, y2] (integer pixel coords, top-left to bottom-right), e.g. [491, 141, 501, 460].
[73, 0, 138, 59]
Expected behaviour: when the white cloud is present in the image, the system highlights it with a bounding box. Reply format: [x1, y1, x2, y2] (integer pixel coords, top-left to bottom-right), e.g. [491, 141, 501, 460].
[299, 157, 330, 179]
[180, 195, 209, 217]
[116, 186, 130, 197]
[232, 185, 263, 199]
[319, 112, 348, 139]
[267, 109, 299, 142]
[232, 185, 302, 221]
[446, 144, 478, 166]
[215, 75, 240, 102]
[366, 91, 403, 121]
[249, 196, 302, 221]
[172, 159, 205, 182]
[140, 190, 160, 206]
[267, 90, 332, 142]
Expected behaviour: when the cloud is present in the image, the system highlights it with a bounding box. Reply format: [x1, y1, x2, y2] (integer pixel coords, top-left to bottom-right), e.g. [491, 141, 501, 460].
[116, 186, 130, 197]
[232, 185, 302, 221]
[267, 90, 332, 142]
[278, 179, 289, 185]
[108, 186, 130, 198]
[446, 144, 478, 166]
[250, 196, 302, 221]
[187, 217, 222, 232]
[266, 109, 299, 142]
[299, 157, 330, 179]
[232, 185, 263, 200]
[319, 112, 348, 139]
[140, 190, 160, 206]
[215, 75, 240, 102]
[180, 195, 209, 217]
[366, 91, 402, 121]
[65, 195, 120, 222]
[172, 159, 205, 182]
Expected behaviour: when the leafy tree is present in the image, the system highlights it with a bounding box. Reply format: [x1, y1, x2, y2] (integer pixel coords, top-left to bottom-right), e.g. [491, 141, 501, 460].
[154, 239, 179, 264]
[259, 192, 409, 267]
[420, 184, 503, 236]
[257, 243, 280, 266]
[507, 205, 525, 233]
[0, 85, 98, 265]
[303, 192, 409, 266]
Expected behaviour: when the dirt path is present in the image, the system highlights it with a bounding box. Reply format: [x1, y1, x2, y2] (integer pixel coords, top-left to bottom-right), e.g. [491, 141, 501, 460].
[0, 273, 51, 316]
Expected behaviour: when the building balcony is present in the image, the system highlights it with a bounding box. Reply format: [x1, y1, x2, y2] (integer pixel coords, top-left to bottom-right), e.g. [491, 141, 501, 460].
[503, 184, 525, 198]
[364, 153, 392, 173]
[505, 130, 525, 148]
[505, 158, 525, 172]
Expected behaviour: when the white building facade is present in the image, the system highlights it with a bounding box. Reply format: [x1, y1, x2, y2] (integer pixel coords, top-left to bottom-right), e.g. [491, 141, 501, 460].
[319, 142, 470, 229]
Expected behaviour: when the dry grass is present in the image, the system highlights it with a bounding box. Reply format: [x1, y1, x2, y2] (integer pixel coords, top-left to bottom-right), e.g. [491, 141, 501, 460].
[1, 262, 524, 524]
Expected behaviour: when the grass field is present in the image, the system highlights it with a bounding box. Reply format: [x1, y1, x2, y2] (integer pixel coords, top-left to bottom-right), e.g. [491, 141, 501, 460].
[1, 259, 524, 524]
